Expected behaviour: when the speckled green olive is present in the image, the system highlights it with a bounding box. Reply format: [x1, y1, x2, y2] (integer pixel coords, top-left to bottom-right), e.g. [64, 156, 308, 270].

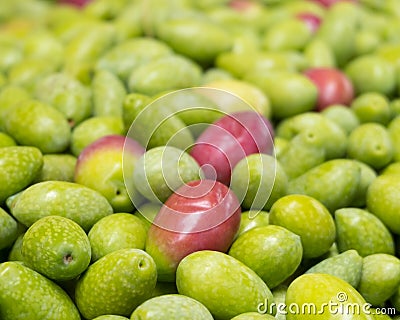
[96, 37, 173, 82]
[7, 233, 24, 262]
[124, 93, 194, 150]
[204, 79, 271, 118]
[287, 159, 361, 212]
[273, 137, 289, 159]
[156, 18, 232, 65]
[133, 146, 202, 203]
[269, 194, 336, 258]
[201, 67, 233, 84]
[0, 85, 30, 130]
[176, 250, 274, 319]
[357, 253, 400, 306]
[92, 69, 126, 118]
[70, 116, 124, 157]
[10, 181, 113, 232]
[347, 123, 393, 170]
[35, 72, 92, 126]
[286, 273, 375, 320]
[236, 210, 269, 238]
[321, 104, 360, 134]
[128, 55, 202, 95]
[230, 153, 287, 211]
[277, 131, 326, 179]
[334, 208, 395, 257]
[306, 249, 363, 288]
[0, 42, 23, 72]
[391, 284, 400, 313]
[315, 5, 357, 67]
[88, 213, 147, 262]
[388, 116, 400, 162]
[231, 312, 275, 320]
[0, 72, 6, 89]
[0, 132, 16, 148]
[63, 22, 115, 67]
[367, 174, 400, 234]
[23, 32, 64, 68]
[351, 160, 377, 208]
[381, 161, 400, 176]
[350, 92, 391, 125]
[112, 2, 143, 43]
[229, 225, 302, 289]
[375, 42, 400, 70]
[276, 112, 348, 160]
[345, 55, 396, 96]
[244, 71, 317, 120]
[122, 93, 152, 131]
[93, 316, 128, 320]
[4, 99, 71, 154]
[0, 146, 43, 204]
[75, 249, 157, 319]
[216, 51, 299, 79]
[389, 98, 400, 119]
[303, 39, 336, 69]
[83, 0, 128, 20]
[0, 207, 18, 250]
[151, 88, 222, 130]
[33, 154, 77, 183]
[262, 18, 312, 52]
[130, 294, 214, 320]
[354, 30, 380, 56]
[8, 58, 56, 93]
[0, 261, 81, 320]
[21, 215, 91, 281]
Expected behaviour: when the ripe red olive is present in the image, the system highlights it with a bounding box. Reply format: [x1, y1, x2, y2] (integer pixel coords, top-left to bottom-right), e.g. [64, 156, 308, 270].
[145, 179, 241, 281]
[190, 111, 274, 185]
[296, 12, 322, 33]
[58, 0, 91, 7]
[309, 0, 358, 8]
[304, 67, 355, 111]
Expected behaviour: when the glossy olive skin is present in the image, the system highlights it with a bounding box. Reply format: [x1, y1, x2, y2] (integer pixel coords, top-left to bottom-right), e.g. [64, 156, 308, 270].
[245, 71, 318, 120]
[334, 208, 395, 257]
[303, 67, 354, 111]
[287, 159, 361, 212]
[305, 249, 363, 288]
[0, 262, 81, 320]
[229, 225, 302, 289]
[145, 180, 241, 282]
[133, 145, 201, 203]
[75, 249, 157, 319]
[21, 215, 91, 281]
[4, 100, 71, 154]
[350, 92, 391, 125]
[345, 55, 397, 96]
[230, 153, 287, 211]
[357, 253, 400, 306]
[347, 123, 394, 170]
[176, 250, 274, 319]
[367, 174, 400, 235]
[130, 294, 213, 320]
[0, 146, 43, 204]
[269, 194, 336, 258]
[286, 273, 375, 320]
[156, 18, 232, 65]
